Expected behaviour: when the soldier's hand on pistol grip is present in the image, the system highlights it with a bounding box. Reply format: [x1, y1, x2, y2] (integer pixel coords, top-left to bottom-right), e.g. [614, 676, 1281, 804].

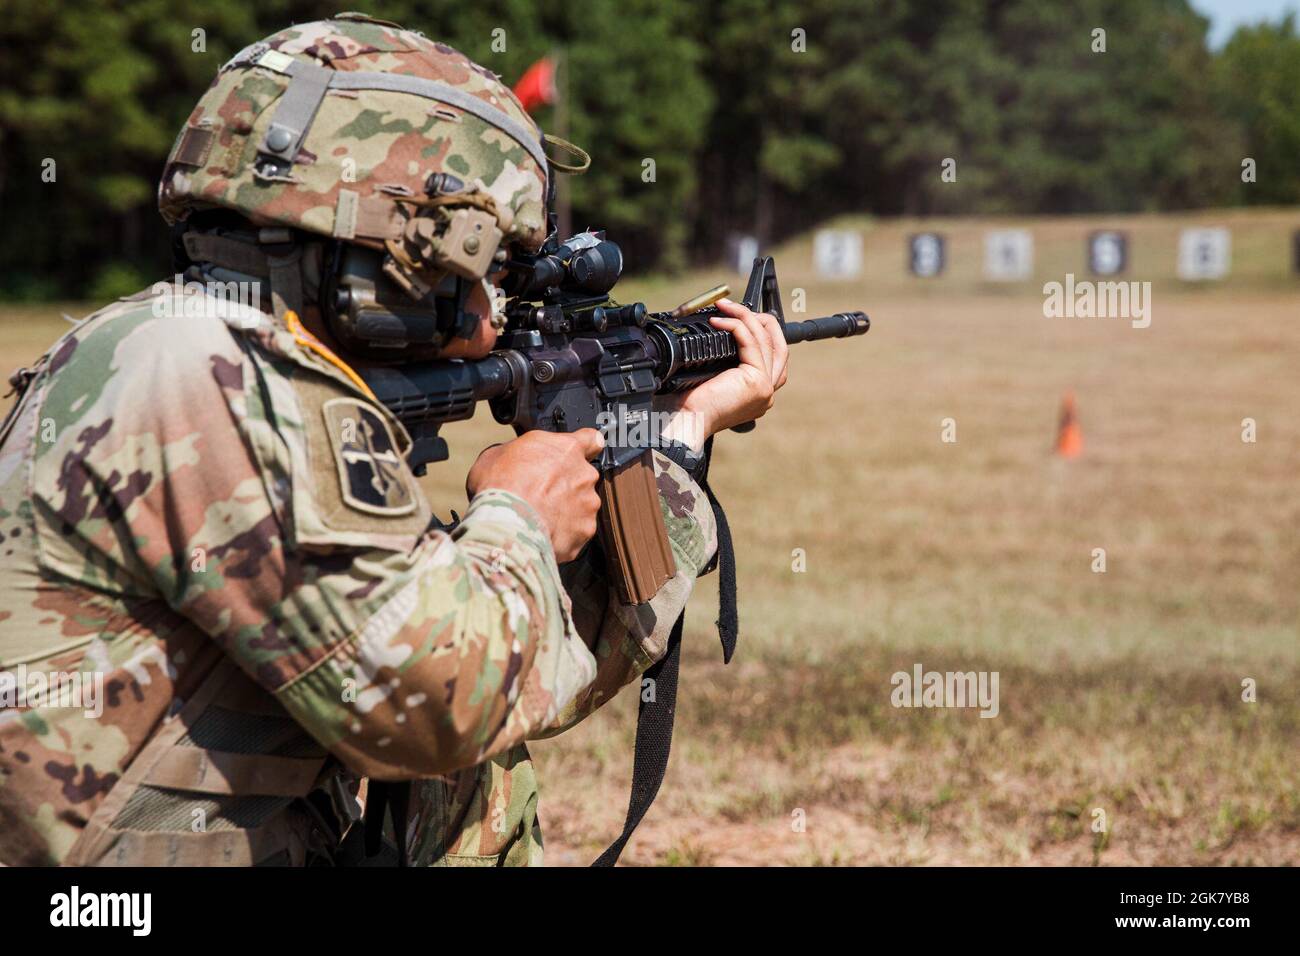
[466, 428, 606, 562]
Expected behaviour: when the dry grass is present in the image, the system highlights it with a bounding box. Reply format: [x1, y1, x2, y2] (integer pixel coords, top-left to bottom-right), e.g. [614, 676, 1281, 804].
[4, 208, 1298, 865]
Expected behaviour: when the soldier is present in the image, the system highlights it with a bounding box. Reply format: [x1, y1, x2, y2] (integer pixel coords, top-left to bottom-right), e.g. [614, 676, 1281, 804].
[0, 14, 787, 865]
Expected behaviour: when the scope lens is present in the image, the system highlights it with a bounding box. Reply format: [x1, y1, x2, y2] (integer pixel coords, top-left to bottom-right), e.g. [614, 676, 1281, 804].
[569, 241, 622, 294]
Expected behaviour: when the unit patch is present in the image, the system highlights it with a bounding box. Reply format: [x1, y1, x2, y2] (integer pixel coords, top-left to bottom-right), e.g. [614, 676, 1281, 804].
[322, 397, 418, 516]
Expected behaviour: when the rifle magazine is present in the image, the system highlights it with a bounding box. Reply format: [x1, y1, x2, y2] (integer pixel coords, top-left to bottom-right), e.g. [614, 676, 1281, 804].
[596, 450, 676, 605]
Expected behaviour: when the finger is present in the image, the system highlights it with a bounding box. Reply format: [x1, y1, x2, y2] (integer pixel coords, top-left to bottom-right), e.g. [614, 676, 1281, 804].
[758, 312, 789, 388]
[720, 299, 776, 377]
[740, 312, 775, 379]
[740, 308, 776, 380]
[572, 427, 606, 460]
[711, 314, 765, 376]
[711, 302, 772, 378]
[466, 443, 503, 496]
[713, 297, 750, 320]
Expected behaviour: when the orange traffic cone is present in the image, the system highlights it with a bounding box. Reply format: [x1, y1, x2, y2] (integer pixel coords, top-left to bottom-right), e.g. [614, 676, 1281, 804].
[1055, 391, 1083, 459]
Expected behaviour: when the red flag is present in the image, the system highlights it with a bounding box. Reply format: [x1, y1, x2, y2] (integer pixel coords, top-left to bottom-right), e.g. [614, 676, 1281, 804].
[513, 57, 557, 112]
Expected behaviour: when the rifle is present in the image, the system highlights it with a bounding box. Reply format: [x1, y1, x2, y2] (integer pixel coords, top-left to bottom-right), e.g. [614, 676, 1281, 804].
[361, 230, 870, 604]
[360, 228, 869, 864]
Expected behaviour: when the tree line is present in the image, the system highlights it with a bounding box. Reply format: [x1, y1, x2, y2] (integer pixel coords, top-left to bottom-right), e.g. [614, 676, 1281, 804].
[1, 0, 1296, 300]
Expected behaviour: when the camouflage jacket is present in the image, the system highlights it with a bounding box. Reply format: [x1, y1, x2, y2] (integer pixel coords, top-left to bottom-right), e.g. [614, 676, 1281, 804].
[0, 287, 716, 866]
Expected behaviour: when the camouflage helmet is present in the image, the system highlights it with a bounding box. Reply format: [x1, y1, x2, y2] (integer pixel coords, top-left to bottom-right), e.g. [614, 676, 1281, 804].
[158, 14, 552, 355]
[160, 13, 548, 254]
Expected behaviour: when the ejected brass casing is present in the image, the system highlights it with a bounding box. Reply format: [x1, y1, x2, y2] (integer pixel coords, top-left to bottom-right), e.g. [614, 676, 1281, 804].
[668, 284, 731, 319]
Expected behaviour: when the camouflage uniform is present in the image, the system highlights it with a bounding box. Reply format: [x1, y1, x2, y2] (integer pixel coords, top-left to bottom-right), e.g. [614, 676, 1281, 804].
[0, 15, 717, 866]
[0, 286, 715, 866]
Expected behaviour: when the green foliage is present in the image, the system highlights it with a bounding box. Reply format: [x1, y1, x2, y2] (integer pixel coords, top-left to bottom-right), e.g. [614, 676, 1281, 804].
[556, 0, 711, 271]
[980, 0, 1238, 213]
[1216, 14, 1300, 205]
[0, 0, 268, 297]
[87, 262, 153, 303]
[0, 0, 1296, 299]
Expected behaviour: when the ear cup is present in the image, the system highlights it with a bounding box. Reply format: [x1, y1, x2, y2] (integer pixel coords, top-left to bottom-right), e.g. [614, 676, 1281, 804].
[322, 243, 477, 364]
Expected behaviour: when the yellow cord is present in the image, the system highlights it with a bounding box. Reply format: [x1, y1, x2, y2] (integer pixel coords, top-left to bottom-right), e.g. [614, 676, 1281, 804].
[284, 310, 378, 401]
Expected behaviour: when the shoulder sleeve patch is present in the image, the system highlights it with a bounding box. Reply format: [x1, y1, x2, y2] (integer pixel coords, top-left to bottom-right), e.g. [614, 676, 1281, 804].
[289, 374, 433, 550]
[323, 397, 417, 516]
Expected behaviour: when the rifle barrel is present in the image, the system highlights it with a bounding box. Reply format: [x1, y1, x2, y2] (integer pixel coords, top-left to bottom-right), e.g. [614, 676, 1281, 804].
[782, 311, 870, 344]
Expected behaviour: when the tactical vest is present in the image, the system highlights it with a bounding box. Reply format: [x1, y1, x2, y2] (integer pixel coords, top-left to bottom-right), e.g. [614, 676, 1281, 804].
[65, 656, 352, 866]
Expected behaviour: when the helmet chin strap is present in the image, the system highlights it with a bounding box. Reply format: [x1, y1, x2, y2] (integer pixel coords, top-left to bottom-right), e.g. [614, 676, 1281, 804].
[266, 244, 305, 321]
[445, 275, 481, 340]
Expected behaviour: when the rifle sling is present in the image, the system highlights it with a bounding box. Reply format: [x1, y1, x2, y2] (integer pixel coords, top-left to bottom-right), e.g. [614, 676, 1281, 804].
[362, 779, 410, 866]
[593, 436, 736, 866]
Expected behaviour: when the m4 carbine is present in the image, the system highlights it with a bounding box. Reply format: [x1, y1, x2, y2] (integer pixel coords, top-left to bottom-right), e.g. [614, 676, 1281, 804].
[361, 231, 869, 604]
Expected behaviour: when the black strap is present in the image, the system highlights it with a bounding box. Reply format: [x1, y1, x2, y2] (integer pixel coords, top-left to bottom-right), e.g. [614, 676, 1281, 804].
[591, 612, 684, 867]
[592, 437, 738, 865]
[363, 780, 410, 866]
[699, 437, 738, 662]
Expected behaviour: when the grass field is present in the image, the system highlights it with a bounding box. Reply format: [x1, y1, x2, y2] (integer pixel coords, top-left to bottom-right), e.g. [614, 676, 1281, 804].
[4, 208, 1298, 865]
